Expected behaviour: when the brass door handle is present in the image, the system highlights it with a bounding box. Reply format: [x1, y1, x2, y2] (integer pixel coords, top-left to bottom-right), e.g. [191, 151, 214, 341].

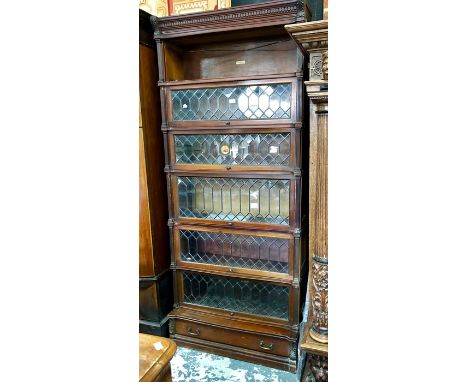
[187, 327, 200, 336]
[259, 340, 273, 351]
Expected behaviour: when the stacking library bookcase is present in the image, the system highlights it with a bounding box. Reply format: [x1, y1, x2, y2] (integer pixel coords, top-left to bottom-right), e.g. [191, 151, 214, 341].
[152, 0, 310, 371]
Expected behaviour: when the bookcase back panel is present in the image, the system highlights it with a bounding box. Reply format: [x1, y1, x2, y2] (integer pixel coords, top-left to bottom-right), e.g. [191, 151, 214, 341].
[162, 38, 301, 82]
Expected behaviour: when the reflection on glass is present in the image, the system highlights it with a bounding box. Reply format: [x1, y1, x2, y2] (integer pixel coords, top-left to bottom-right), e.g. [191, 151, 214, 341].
[183, 272, 289, 319]
[172, 84, 291, 121]
[175, 133, 291, 166]
[177, 177, 290, 225]
[180, 229, 289, 273]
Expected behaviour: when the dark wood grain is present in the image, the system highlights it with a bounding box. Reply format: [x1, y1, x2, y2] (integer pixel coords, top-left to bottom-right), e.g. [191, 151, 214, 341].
[152, 0, 306, 39]
[140, 127, 155, 276]
[176, 319, 290, 357]
[182, 39, 299, 80]
[140, 36, 170, 276]
[140, 9, 173, 338]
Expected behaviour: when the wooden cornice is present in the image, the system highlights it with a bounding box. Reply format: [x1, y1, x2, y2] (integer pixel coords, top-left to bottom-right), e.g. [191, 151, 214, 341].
[285, 20, 328, 54]
[151, 0, 306, 39]
[286, 20, 328, 88]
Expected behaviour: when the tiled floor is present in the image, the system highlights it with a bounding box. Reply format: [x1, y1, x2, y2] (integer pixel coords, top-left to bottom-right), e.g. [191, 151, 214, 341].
[170, 346, 300, 382]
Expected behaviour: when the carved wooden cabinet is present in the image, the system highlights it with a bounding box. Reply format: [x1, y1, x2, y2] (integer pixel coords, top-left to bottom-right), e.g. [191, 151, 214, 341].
[152, 0, 310, 372]
[285, 19, 328, 381]
[139, 9, 174, 337]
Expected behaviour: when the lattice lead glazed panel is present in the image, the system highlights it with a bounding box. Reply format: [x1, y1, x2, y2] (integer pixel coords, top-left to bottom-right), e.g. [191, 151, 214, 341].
[171, 84, 291, 121]
[177, 176, 290, 225]
[180, 229, 289, 273]
[182, 272, 289, 319]
[175, 133, 291, 166]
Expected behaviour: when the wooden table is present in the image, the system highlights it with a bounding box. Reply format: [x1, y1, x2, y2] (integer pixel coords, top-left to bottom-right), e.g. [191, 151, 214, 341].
[139, 334, 177, 382]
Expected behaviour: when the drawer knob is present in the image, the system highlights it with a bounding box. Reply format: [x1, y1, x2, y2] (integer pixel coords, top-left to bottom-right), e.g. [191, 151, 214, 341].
[187, 327, 200, 336]
[225, 121, 231, 126]
[229, 312, 235, 316]
[229, 268, 233, 272]
[259, 340, 274, 351]
[226, 166, 232, 170]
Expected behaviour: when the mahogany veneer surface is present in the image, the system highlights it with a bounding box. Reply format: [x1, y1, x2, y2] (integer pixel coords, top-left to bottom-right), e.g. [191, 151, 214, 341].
[139, 334, 177, 382]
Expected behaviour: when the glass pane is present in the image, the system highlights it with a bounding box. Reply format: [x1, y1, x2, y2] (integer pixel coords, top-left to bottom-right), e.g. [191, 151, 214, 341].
[177, 177, 290, 225]
[180, 230, 289, 273]
[172, 84, 291, 121]
[183, 272, 289, 319]
[175, 133, 291, 166]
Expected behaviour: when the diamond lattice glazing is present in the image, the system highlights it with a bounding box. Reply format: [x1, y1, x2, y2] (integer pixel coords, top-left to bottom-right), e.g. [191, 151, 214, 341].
[177, 177, 290, 225]
[171, 84, 291, 121]
[174, 133, 291, 166]
[182, 272, 289, 319]
[180, 230, 289, 273]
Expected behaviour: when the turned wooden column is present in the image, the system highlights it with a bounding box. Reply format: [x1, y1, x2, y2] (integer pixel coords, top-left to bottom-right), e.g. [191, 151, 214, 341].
[286, 19, 328, 382]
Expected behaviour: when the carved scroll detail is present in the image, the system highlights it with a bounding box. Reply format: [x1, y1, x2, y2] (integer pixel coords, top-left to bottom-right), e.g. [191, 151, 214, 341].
[321, 51, 328, 81]
[311, 260, 328, 337]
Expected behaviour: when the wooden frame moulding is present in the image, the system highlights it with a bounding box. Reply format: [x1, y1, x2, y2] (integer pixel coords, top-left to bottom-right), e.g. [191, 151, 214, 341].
[151, 0, 308, 39]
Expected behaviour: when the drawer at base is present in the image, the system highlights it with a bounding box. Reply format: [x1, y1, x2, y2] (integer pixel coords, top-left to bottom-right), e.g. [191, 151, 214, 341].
[175, 319, 291, 358]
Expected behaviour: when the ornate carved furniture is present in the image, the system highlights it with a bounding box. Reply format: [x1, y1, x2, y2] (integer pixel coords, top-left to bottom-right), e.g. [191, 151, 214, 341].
[151, 1, 312, 371]
[285, 19, 328, 381]
[139, 333, 177, 382]
[140, 9, 174, 337]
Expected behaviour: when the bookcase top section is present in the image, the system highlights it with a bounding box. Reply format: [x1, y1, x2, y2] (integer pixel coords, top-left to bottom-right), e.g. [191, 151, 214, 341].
[151, 0, 307, 40]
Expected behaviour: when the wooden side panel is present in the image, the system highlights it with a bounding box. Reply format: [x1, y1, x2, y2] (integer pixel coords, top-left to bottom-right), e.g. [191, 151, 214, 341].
[140, 282, 161, 321]
[163, 44, 184, 82]
[140, 273, 174, 323]
[140, 42, 171, 276]
[140, 127, 155, 276]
